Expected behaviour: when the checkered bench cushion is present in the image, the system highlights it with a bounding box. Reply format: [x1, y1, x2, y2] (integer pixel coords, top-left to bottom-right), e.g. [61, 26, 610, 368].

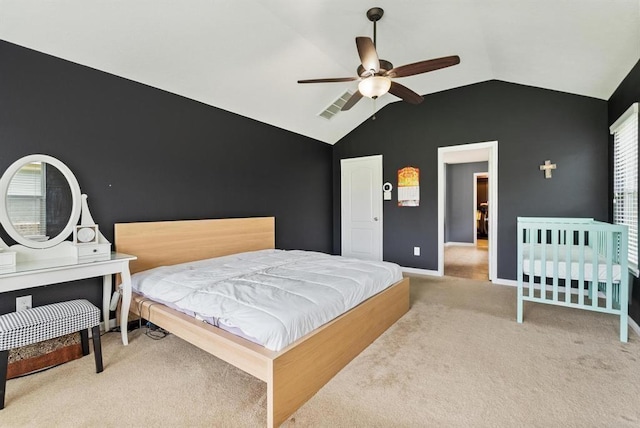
[0, 299, 100, 351]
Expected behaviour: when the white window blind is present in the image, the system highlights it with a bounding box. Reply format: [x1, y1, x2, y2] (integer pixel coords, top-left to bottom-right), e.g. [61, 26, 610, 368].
[6, 161, 47, 239]
[610, 102, 639, 274]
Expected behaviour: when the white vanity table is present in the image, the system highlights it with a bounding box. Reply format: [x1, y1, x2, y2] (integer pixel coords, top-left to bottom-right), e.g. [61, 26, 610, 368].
[0, 252, 136, 345]
[0, 154, 136, 346]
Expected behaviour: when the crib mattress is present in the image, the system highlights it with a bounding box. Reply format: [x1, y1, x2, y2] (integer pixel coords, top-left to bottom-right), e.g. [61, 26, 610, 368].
[522, 244, 622, 282]
[131, 249, 403, 351]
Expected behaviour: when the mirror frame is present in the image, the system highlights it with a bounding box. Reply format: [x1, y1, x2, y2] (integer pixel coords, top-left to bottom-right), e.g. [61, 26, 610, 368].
[0, 154, 82, 249]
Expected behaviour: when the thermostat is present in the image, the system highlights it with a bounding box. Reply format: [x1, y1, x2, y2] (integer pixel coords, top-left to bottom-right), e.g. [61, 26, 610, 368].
[382, 182, 393, 200]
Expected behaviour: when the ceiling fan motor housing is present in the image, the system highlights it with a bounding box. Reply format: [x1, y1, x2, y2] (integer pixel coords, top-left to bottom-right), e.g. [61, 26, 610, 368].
[358, 59, 393, 77]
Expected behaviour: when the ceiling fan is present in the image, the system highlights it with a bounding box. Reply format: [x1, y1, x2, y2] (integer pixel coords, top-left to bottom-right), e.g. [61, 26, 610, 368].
[298, 7, 460, 111]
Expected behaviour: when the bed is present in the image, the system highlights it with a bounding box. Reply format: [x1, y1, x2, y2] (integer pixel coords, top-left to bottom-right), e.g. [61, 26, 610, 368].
[114, 217, 410, 427]
[516, 217, 629, 342]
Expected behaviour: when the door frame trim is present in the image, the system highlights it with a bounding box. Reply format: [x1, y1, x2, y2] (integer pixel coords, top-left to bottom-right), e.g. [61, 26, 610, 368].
[473, 172, 488, 246]
[340, 154, 383, 260]
[438, 141, 498, 280]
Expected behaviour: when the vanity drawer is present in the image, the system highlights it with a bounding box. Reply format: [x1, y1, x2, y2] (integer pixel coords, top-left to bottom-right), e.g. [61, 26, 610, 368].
[76, 244, 111, 260]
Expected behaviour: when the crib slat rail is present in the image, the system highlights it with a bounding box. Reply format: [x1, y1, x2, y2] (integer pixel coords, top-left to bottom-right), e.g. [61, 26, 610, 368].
[606, 235, 613, 311]
[578, 229, 586, 307]
[552, 228, 559, 301]
[528, 232, 535, 298]
[517, 217, 629, 342]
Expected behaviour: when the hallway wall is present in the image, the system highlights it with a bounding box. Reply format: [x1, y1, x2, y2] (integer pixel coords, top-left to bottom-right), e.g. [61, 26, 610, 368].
[445, 161, 488, 243]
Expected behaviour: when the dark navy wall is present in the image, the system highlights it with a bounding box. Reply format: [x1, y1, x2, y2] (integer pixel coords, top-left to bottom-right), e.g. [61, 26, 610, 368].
[608, 59, 640, 323]
[333, 80, 609, 279]
[0, 41, 333, 315]
[446, 162, 488, 243]
[609, 60, 640, 124]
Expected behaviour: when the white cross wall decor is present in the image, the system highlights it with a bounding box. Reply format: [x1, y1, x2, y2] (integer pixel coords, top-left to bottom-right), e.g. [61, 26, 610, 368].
[539, 160, 557, 178]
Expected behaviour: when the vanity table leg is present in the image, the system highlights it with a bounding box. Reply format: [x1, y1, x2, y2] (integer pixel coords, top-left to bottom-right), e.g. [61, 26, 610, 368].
[102, 275, 112, 333]
[120, 265, 132, 346]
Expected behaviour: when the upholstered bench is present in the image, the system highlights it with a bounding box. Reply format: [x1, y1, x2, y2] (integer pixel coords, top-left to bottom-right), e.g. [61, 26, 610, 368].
[0, 299, 103, 409]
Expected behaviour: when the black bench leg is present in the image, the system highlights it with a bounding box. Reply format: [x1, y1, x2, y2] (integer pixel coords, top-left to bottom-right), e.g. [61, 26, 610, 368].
[91, 326, 103, 373]
[0, 349, 8, 410]
[80, 329, 90, 356]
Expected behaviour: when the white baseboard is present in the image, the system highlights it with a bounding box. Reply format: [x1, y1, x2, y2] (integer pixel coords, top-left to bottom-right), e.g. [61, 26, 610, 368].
[102, 318, 117, 332]
[629, 317, 640, 338]
[493, 277, 518, 287]
[402, 267, 441, 277]
[404, 273, 517, 284]
[444, 242, 476, 247]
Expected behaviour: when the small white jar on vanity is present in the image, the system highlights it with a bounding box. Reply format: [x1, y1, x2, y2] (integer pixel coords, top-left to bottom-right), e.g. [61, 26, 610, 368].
[0, 154, 135, 345]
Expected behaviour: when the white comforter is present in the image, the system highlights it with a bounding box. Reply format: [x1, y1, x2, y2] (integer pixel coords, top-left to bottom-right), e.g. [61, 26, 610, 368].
[131, 249, 403, 351]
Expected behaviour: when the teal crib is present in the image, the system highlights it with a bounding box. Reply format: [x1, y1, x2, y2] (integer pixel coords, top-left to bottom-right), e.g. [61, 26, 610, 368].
[517, 217, 629, 342]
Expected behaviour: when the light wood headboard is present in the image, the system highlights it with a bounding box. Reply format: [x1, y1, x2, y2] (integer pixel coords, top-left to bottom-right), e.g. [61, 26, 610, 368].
[114, 217, 275, 274]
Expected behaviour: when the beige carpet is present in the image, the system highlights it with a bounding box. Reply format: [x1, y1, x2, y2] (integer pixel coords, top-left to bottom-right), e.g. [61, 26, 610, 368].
[3, 275, 640, 427]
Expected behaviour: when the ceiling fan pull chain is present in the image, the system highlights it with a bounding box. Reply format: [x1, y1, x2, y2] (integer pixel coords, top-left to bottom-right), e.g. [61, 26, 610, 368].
[372, 98, 377, 120]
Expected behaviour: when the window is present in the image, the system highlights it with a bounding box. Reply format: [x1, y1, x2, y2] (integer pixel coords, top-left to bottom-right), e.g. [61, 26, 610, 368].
[6, 161, 47, 240]
[610, 102, 639, 274]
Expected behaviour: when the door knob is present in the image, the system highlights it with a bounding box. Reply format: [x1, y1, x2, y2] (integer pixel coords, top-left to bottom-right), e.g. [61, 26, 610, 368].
[374, 217, 379, 221]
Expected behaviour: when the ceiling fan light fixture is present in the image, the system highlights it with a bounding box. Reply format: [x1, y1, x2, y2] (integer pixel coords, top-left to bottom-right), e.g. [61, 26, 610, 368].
[358, 76, 391, 99]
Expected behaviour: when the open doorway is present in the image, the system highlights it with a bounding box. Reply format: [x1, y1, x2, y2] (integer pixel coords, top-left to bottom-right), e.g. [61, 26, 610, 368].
[442, 165, 489, 280]
[437, 141, 498, 281]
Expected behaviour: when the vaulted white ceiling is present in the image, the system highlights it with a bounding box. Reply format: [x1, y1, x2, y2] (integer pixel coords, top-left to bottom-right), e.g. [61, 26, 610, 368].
[1, 1, 639, 144]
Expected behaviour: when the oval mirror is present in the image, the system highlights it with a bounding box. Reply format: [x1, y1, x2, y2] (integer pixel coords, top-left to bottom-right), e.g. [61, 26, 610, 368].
[0, 155, 81, 249]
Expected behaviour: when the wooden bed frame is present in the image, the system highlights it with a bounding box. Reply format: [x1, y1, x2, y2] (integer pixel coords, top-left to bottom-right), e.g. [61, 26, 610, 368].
[114, 217, 410, 428]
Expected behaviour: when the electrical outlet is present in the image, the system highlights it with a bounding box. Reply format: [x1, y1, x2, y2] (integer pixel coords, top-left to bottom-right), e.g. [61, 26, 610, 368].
[16, 295, 32, 312]
[413, 247, 420, 256]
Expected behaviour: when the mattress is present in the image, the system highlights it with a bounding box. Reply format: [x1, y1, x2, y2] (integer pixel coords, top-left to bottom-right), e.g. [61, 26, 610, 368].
[522, 244, 622, 282]
[131, 249, 403, 351]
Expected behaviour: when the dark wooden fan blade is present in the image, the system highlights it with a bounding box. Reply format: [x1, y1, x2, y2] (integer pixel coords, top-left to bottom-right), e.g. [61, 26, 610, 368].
[388, 81, 424, 104]
[385, 55, 460, 78]
[356, 37, 380, 75]
[298, 77, 358, 84]
[341, 91, 364, 111]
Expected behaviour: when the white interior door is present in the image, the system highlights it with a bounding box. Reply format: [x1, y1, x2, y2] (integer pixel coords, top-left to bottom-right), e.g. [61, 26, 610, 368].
[341, 155, 383, 261]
